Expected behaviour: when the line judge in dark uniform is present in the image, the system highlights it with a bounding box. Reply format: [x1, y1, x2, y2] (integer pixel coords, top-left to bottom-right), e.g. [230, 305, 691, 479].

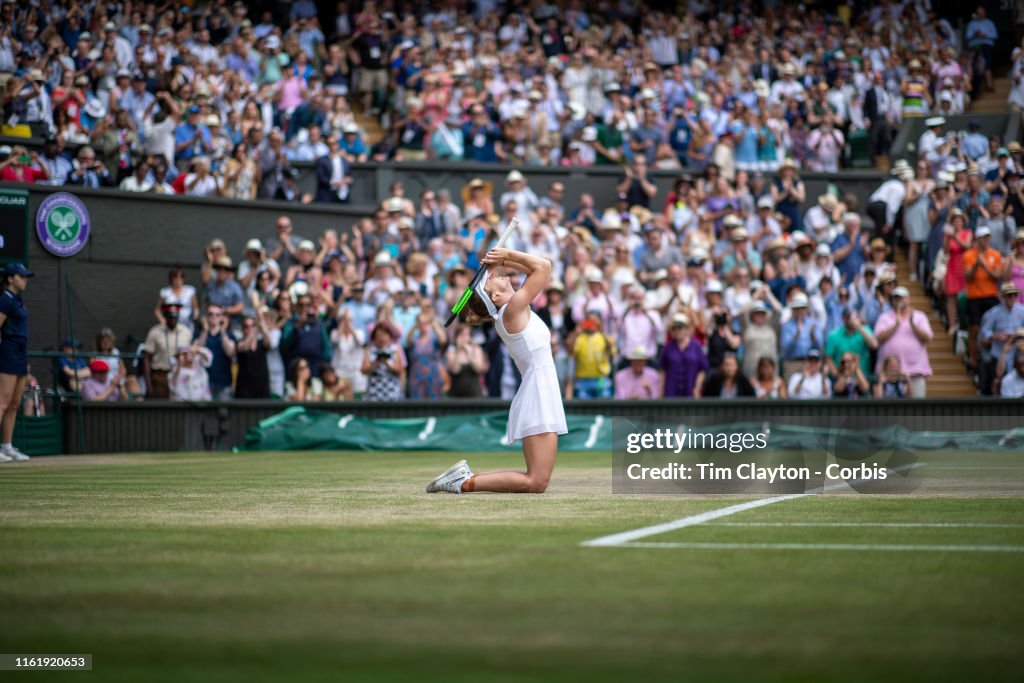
[0, 263, 34, 462]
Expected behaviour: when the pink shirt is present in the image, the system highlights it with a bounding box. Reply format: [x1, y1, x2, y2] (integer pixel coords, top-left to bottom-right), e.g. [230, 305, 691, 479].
[875, 309, 933, 377]
[619, 309, 663, 360]
[614, 366, 663, 399]
[277, 75, 305, 112]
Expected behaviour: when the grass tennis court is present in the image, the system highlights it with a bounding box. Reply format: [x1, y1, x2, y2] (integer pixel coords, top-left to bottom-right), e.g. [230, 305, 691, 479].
[1, 451, 1022, 682]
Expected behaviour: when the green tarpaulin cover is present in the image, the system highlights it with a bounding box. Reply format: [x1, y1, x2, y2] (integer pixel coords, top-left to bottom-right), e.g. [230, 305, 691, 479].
[236, 408, 1024, 453]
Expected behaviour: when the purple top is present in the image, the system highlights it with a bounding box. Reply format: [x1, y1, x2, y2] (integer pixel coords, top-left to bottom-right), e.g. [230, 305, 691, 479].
[659, 337, 709, 398]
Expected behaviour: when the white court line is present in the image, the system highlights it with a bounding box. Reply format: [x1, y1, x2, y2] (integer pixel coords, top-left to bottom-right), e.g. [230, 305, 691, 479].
[580, 494, 807, 547]
[583, 416, 604, 450]
[619, 542, 1024, 553]
[704, 528, 1024, 532]
[581, 463, 926, 548]
[417, 417, 437, 441]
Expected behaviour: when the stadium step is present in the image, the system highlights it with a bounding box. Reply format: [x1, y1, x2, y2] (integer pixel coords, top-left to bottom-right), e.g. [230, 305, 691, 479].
[970, 76, 1013, 113]
[890, 251, 978, 397]
[353, 103, 385, 148]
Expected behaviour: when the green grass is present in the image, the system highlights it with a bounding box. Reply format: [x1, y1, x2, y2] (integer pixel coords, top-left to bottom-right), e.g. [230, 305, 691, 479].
[0, 451, 1022, 682]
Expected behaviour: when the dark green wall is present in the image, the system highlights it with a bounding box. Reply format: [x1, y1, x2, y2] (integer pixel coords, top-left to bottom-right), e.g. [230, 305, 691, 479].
[16, 183, 369, 351]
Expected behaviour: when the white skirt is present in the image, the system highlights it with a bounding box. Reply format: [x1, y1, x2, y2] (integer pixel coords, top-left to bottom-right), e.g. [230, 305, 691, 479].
[507, 363, 568, 443]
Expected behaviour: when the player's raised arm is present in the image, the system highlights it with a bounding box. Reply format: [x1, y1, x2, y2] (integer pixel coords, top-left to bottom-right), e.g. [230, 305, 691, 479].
[482, 248, 552, 317]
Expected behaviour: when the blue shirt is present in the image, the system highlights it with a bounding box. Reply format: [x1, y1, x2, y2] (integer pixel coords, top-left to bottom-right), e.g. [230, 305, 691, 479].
[339, 136, 366, 158]
[174, 121, 211, 161]
[966, 18, 998, 48]
[0, 290, 29, 347]
[205, 279, 247, 325]
[734, 122, 759, 164]
[780, 315, 822, 360]
[204, 331, 236, 392]
[342, 300, 377, 339]
[832, 232, 867, 284]
[461, 122, 501, 163]
[963, 132, 989, 160]
[669, 119, 691, 159]
[980, 302, 1024, 359]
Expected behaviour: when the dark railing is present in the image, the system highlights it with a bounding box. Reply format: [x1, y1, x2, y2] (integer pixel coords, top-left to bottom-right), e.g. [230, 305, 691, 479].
[60, 398, 1024, 455]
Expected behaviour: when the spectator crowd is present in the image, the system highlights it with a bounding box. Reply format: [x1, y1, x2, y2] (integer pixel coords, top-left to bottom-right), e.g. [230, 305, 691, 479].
[45, 152, 1024, 403]
[5, 1, 1024, 401]
[0, 0, 1003, 200]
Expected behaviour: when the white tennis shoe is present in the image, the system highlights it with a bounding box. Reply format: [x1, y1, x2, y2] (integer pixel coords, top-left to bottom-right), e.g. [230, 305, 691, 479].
[1, 445, 28, 461]
[0, 451, 11, 463]
[425, 459, 474, 494]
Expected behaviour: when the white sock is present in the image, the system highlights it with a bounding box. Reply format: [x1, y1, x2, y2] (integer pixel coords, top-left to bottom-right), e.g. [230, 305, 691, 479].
[1, 443, 11, 450]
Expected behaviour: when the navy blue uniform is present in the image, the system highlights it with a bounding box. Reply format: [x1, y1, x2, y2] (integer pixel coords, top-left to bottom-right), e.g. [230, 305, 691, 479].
[0, 289, 28, 376]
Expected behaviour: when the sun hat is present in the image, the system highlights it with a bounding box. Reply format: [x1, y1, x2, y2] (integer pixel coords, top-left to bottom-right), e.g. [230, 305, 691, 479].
[627, 345, 651, 361]
[671, 313, 690, 327]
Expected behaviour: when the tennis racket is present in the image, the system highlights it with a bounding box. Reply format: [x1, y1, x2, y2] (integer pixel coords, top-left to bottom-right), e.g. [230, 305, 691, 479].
[444, 216, 519, 328]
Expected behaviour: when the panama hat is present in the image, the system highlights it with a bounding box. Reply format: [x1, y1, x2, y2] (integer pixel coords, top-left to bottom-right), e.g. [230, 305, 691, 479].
[627, 345, 651, 361]
[670, 313, 691, 327]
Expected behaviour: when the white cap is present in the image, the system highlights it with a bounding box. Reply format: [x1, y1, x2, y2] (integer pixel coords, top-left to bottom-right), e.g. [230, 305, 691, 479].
[245, 238, 263, 251]
[600, 211, 623, 230]
[757, 196, 774, 209]
[790, 292, 810, 308]
[892, 286, 910, 298]
[815, 244, 831, 256]
[298, 239, 316, 252]
[506, 169, 525, 183]
[705, 281, 724, 294]
[585, 267, 604, 284]
[581, 126, 598, 142]
[84, 100, 107, 119]
[373, 251, 393, 266]
[342, 123, 359, 134]
[975, 226, 992, 238]
[925, 116, 946, 127]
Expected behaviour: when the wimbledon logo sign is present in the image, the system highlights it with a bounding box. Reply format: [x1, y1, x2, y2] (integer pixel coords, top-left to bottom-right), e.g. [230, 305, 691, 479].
[36, 192, 90, 257]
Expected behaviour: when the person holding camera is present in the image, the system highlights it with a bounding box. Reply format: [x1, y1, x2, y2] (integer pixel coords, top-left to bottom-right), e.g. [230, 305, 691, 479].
[197, 305, 237, 401]
[707, 307, 741, 370]
[361, 321, 406, 402]
[0, 145, 49, 183]
[68, 146, 111, 187]
[280, 293, 332, 377]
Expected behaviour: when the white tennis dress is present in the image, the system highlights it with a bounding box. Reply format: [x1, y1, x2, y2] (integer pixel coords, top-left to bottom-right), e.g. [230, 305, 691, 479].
[494, 304, 568, 443]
